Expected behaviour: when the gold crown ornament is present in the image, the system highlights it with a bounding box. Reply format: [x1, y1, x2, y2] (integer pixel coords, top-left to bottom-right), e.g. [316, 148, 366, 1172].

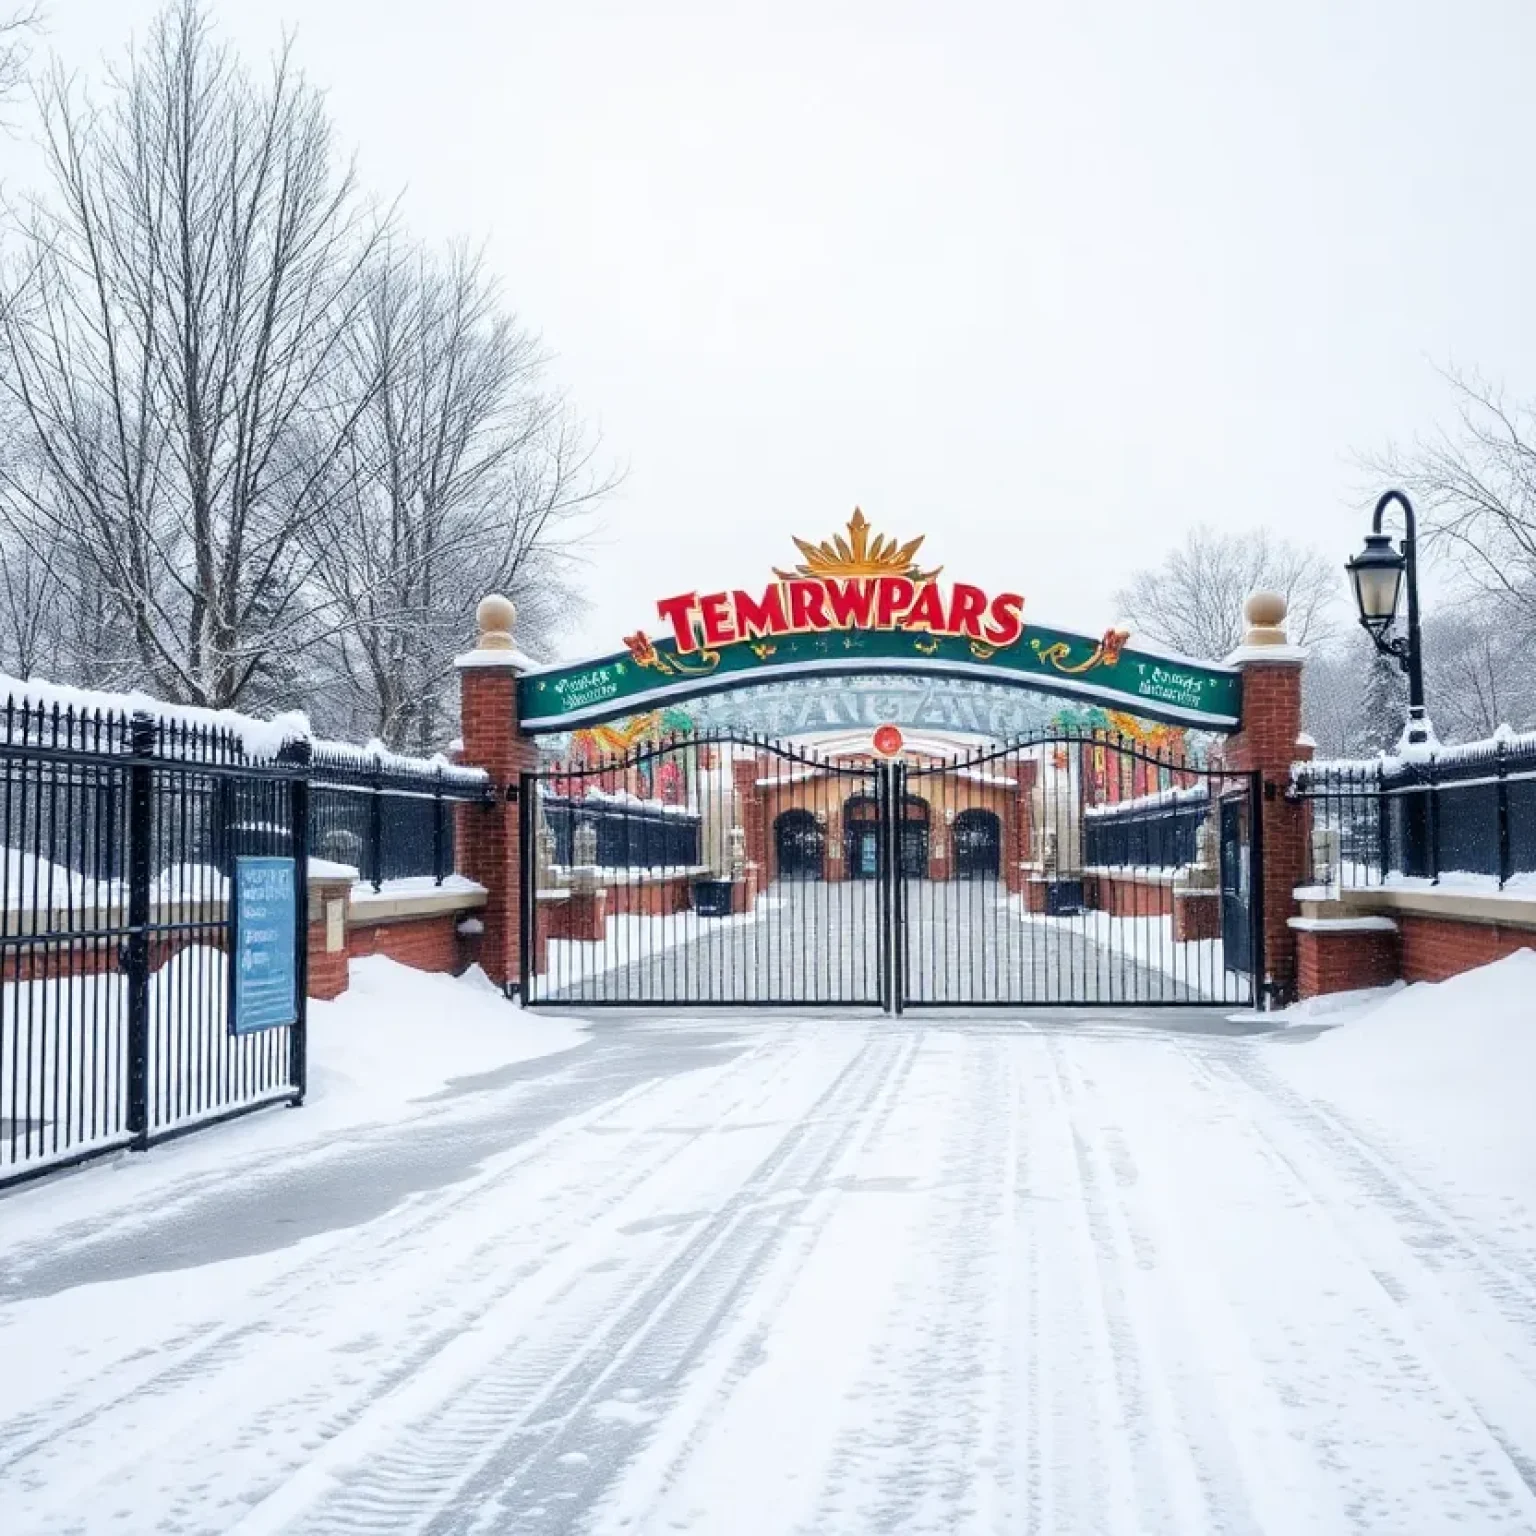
[774, 508, 941, 583]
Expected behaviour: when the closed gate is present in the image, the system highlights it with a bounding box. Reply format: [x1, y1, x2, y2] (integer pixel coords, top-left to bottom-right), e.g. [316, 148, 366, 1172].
[898, 736, 1262, 1008]
[520, 730, 1261, 1010]
[521, 735, 897, 1007]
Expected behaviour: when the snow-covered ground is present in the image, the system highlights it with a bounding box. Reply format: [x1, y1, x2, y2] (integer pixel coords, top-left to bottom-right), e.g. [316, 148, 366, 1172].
[3, 958, 1536, 1532]
[542, 898, 777, 993]
[1013, 901, 1235, 1000]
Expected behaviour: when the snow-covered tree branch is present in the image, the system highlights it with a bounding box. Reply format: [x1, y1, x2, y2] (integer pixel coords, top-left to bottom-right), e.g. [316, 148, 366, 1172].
[0, 1, 606, 738]
[1115, 524, 1340, 660]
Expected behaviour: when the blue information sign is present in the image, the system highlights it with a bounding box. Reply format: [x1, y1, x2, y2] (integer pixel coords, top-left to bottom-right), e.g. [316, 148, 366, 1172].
[231, 856, 298, 1035]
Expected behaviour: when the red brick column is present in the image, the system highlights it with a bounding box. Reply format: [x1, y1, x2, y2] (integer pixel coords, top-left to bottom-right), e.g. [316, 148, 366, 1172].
[1295, 921, 1400, 997]
[1219, 592, 1310, 1003]
[455, 596, 539, 994]
[733, 758, 770, 877]
[306, 873, 353, 1001]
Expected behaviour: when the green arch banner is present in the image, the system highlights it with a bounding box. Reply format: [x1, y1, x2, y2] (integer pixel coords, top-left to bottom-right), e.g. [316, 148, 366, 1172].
[516, 511, 1241, 735]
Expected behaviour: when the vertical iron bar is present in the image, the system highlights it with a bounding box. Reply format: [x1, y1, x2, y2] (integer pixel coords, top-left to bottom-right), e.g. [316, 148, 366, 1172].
[893, 761, 907, 1015]
[126, 713, 154, 1150]
[433, 765, 446, 886]
[1375, 763, 1390, 883]
[519, 771, 535, 1004]
[289, 739, 310, 1102]
[1248, 769, 1266, 1008]
[1496, 741, 1512, 890]
[1427, 754, 1440, 886]
[369, 758, 384, 893]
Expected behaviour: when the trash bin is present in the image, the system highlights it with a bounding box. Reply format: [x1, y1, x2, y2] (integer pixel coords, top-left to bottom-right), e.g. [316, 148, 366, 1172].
[1044, 878, 1084, 916]
[692, 878, 734, 917]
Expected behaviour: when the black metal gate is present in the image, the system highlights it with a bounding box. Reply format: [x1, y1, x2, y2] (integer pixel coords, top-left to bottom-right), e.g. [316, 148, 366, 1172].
[520, 734, 898, 1007]
[897, 735, 1262, 1008]
[2, 706, 309, 1189]
[519, 730, 1261, 1010]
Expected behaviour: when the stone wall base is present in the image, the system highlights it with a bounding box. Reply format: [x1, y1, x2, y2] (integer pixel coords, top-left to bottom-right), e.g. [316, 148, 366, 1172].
[1295, 925, 1400, 999]
[1172, 888, 1220, 942]
[548, 890, 607, 942]
[1398, 915, 1536, 984]
[608, 875, 693, 919]
[1085, 872, 1174, 918]
[347, 913, 468, 974]
[1293, 895, 1536, 999]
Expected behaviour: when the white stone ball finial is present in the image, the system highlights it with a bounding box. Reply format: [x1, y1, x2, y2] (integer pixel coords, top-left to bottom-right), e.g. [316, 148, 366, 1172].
[1241, 589, 1288, 647]
[475, 593, 517, 651]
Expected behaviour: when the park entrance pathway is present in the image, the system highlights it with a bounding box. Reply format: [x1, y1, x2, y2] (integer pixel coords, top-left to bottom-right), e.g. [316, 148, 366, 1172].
[2, 1007, 1533, 1532]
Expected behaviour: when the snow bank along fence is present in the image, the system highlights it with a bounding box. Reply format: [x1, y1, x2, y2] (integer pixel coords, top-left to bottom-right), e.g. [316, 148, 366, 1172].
[1289, 730, 1536, 997]
[0, 683, 492, 1186]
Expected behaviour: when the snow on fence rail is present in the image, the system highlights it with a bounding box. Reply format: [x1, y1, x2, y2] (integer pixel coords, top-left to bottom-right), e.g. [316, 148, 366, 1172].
[1082, 782, 1210, 871]
[309, 740, 490, 891]
[538, 788, 702, 870]
[0, 675, 491, 1186]
[1293, 728, 1536, 890]
[1, 689, 306, 1185]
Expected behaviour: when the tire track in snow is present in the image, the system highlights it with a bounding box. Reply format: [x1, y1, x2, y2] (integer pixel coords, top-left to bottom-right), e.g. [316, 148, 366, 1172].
[0, 1033, 808, 1519]
[1046, 1035, 1222, 1535]
[234, 1030, 916, 1536]
[1228, 1049, 1536, 1338]
[811, 1034, 1010, 1534]
[1184, 1041, 1536, 1517]
[552, 1027, 931, 1535]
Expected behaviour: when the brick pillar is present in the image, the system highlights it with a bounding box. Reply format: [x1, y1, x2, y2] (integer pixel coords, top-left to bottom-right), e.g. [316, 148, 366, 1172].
[1220, 591, 1310, 1004]
[455, 595, 538, 994]
[306, 872, 353, 1001]
[733, 758, 770, 877]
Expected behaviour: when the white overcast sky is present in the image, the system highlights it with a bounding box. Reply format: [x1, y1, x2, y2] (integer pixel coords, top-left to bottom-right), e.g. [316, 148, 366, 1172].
[23, 0, 1536, 661]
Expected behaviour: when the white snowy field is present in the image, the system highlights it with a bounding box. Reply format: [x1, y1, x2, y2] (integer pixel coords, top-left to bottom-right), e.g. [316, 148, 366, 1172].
[2, 957, 1536, 1533]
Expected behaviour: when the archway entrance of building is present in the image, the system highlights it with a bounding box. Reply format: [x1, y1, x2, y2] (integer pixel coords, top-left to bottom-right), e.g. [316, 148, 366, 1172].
[843, 794, 881, 880]
[952, 808, 1001, 879]
[774, 808, 825, 880]
[844, 793, 929, 880]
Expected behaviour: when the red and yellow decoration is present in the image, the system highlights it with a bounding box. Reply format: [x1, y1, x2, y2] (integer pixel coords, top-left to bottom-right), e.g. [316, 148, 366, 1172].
[634, 509, 1029, 660]
[1030, 627, 1131, 677]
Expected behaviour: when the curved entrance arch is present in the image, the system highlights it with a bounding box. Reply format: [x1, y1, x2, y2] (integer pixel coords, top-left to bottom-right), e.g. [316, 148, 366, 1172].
[952, 808, 1001, 880]
[843, 793, 930, 880]
[513, 510, 1243, 736]
[774, 808, 825, 881]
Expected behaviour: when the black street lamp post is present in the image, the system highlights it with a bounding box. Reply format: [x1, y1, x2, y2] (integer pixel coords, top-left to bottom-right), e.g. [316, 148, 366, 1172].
[1346, 488, 1432, 748]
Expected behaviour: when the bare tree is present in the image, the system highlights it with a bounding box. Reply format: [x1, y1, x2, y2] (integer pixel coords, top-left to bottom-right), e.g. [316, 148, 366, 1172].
[1369, 369, 1536, 635]
[0, 530, 63, 676]
[1421, 603, 1536, 740]
[0, 4, 41, 109]
[1115, 524, 1340, 660]
[0, 0, 384, 709]
[302, 241, 605, 749]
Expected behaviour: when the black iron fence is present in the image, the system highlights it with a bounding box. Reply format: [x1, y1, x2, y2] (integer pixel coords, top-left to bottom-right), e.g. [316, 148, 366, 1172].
[1, 699, 309, 1187]
[539, 791, 702, 870]
[1293, 733, 1536, 888]
[309, 746, 492, 889]
[1, 690, 493, 1188]
[1082, 786, 1209, 871]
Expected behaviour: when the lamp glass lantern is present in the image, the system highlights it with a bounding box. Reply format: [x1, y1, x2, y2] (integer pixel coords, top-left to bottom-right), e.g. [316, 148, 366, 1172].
[1346, 532, 1406, 640]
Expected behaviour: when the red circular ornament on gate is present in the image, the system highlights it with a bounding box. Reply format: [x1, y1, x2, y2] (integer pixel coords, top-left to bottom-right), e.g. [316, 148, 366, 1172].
[872, 724, 904, 756]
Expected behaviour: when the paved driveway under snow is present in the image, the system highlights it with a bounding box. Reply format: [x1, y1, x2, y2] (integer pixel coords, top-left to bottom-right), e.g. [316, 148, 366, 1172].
[3, 989, 1536, 1534]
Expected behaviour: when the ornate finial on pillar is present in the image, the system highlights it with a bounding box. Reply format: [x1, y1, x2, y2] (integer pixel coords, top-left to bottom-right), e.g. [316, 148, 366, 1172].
[1240, 590, 1288, 648]
[475, 593, 518, 651]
